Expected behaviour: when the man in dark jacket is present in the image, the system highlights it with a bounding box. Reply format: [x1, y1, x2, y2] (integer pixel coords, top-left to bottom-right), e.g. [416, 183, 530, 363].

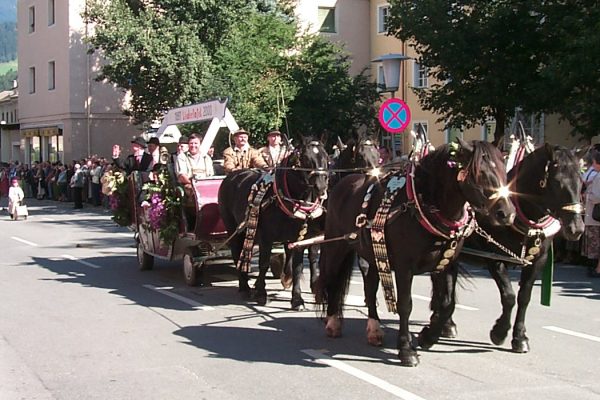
[112, 137, 153, 175]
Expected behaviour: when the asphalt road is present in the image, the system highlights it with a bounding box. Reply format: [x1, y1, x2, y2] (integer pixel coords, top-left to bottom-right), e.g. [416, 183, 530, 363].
[1, 199, 599, 400]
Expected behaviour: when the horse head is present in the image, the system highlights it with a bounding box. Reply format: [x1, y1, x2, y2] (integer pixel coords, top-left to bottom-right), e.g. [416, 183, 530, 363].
[514, 144, 585, 241]
[352, 134, 380, 169]
[451, 138, 516, 226]
[286, 136, 330, 200]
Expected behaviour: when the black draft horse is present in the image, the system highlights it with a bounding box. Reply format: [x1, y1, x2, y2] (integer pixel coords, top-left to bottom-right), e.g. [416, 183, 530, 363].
[218, 137, 329, 307]
[426, 144, 585, 353]
[278, 134, 380, 309]
[317, 139, 516, 367]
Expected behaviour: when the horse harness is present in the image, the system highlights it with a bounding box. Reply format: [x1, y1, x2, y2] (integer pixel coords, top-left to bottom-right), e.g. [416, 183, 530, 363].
[355, 164, 477, 313]
[509, 145, 583, 265]
[237, 154, 327, 273]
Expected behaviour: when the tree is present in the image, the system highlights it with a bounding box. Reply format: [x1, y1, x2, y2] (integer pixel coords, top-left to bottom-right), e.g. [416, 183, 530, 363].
[540, 1, 600, 141]
[287, 36, 380, 143]
[387, 1, 556, 143]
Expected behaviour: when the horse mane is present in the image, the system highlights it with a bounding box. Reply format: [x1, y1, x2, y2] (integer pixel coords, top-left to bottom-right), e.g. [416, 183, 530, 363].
[416, 141, 502, 205]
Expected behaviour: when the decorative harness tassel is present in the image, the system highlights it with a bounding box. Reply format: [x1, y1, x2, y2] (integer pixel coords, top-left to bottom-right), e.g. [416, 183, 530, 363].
[238, 174, 273, 273]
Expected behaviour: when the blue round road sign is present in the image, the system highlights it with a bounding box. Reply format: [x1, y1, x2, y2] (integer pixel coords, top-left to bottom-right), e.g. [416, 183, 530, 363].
[378, 98, 411, 134]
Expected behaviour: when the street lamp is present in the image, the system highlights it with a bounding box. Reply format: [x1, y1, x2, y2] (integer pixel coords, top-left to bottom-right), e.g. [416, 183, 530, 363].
[372, 53, 410, 98]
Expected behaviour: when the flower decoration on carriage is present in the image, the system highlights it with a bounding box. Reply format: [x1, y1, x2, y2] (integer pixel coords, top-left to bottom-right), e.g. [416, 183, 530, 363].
[141, 167, 182, 243]
[101, 169, 132, 227]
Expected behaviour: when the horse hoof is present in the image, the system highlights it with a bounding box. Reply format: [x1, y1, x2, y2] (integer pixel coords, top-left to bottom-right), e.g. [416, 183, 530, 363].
[490, 328, 507, 346]
[511, 339, 530, 353]
[280, 273, 293, 289]
[291, 299, 306, 311]
[366, 318, 384, 346]
[417, 327, 434, 350]
[398, 353, 419, 367]
[441, 322, 458, 339]
[325, 316, 342, 338]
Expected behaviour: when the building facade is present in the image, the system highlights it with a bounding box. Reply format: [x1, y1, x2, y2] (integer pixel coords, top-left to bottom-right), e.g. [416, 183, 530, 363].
[0, 87, 21, 163]
[299, 0, 584, 153]
[17, 0, 139, 164]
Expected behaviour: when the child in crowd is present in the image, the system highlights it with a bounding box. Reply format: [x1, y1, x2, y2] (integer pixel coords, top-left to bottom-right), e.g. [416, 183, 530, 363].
[8, 177, 25, 219]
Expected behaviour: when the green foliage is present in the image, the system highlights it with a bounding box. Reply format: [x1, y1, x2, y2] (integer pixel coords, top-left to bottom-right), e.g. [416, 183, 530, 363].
[387, 1, 555, 142]
[86, 0, 379, 145]
[539, 1, 600, 140]
[0, 67, 17, 91]
[288, 36, 380, 143]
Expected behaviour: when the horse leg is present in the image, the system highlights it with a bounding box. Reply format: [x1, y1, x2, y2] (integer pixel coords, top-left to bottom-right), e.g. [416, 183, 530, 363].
[395, 271, 419, 367]
[511, 257, 545, 353]
[289, 248, 306, 311]
[280, 249, 293, 290]
[319, 244, 355, 338]
[488, 261, 516, 346]
[229, 234, 251, 294]
[364, 263, 383, 346]
[357, 256, 369, 304]
[419, 262, 458, 350]
[253, 243, 272, 306]
[308, 245, 319, 294]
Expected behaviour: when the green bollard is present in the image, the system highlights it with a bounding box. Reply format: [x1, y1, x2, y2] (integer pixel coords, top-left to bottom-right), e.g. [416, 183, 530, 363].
[541, 244, 554, 307]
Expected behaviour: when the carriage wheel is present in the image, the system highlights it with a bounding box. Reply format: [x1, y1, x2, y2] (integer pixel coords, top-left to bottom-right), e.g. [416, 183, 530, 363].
[270, 253, 285, 279]
[137, 239, 154, 271]
[183, 249, 201, 287]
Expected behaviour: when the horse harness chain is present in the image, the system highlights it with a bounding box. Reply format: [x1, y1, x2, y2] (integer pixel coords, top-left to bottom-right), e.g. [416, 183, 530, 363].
[356, 165, 477, 314]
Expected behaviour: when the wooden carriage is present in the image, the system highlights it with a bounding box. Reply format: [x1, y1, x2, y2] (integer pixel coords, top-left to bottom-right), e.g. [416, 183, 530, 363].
[131, 168, 230, 286]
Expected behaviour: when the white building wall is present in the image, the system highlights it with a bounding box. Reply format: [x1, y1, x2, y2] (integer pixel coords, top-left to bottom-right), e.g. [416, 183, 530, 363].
[18, 0, 139, 163]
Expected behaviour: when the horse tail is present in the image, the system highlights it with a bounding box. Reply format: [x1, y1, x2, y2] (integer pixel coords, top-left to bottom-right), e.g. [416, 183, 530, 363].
[316, 243, 356, 321]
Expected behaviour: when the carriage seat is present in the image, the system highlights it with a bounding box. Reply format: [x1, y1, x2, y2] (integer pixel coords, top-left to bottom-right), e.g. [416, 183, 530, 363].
[182, 178, 227, 239]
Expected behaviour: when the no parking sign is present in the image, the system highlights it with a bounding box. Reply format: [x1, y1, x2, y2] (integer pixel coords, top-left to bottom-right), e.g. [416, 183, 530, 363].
[378, 98, 411, 134]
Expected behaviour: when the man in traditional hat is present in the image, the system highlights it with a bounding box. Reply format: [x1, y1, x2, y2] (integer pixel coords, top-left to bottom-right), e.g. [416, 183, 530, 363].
[112, 137, 153, 174]
[222, 129, 267, 174]
[259, 130, 289, 168]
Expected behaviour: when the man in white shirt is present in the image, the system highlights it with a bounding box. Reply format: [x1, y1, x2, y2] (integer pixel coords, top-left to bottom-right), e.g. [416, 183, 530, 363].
[176, 134, 214, 199]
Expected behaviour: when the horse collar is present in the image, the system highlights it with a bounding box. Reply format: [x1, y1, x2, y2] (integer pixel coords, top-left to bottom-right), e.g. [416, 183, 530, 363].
[272, 167, 324, 220]
[406, 164, 474, 240]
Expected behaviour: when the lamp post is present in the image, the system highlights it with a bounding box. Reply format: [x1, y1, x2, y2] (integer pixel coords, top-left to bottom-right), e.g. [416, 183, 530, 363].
[372, 53, 410, 98]
[372, 53, 410, 157]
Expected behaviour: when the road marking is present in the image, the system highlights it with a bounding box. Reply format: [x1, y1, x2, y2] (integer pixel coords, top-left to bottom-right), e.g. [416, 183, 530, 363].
[411, 294, 478, 311]
[543, 326, 600, 343]
[302, 349, 426, 400]
[62, 254, 101, 269]
[11, 236, 39, 247]
[117, 232, 132, 237]
[143, 284, 214, 310]
[42, 217, 56, 222]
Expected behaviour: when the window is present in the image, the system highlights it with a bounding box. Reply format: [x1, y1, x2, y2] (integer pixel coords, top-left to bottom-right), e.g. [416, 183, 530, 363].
[29, 67, 36, 94]
[378, 5, 390, 34]
[48, 0, 55, 26]
[48, 61, 55, 90]
[413, 62, 429, 88]
[28, 6, 35, 33]
[413, 121, 428, 136]
[446, 127, 463, 143]
[377, 65, 386, 91]
[318, 7, 336, 33]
